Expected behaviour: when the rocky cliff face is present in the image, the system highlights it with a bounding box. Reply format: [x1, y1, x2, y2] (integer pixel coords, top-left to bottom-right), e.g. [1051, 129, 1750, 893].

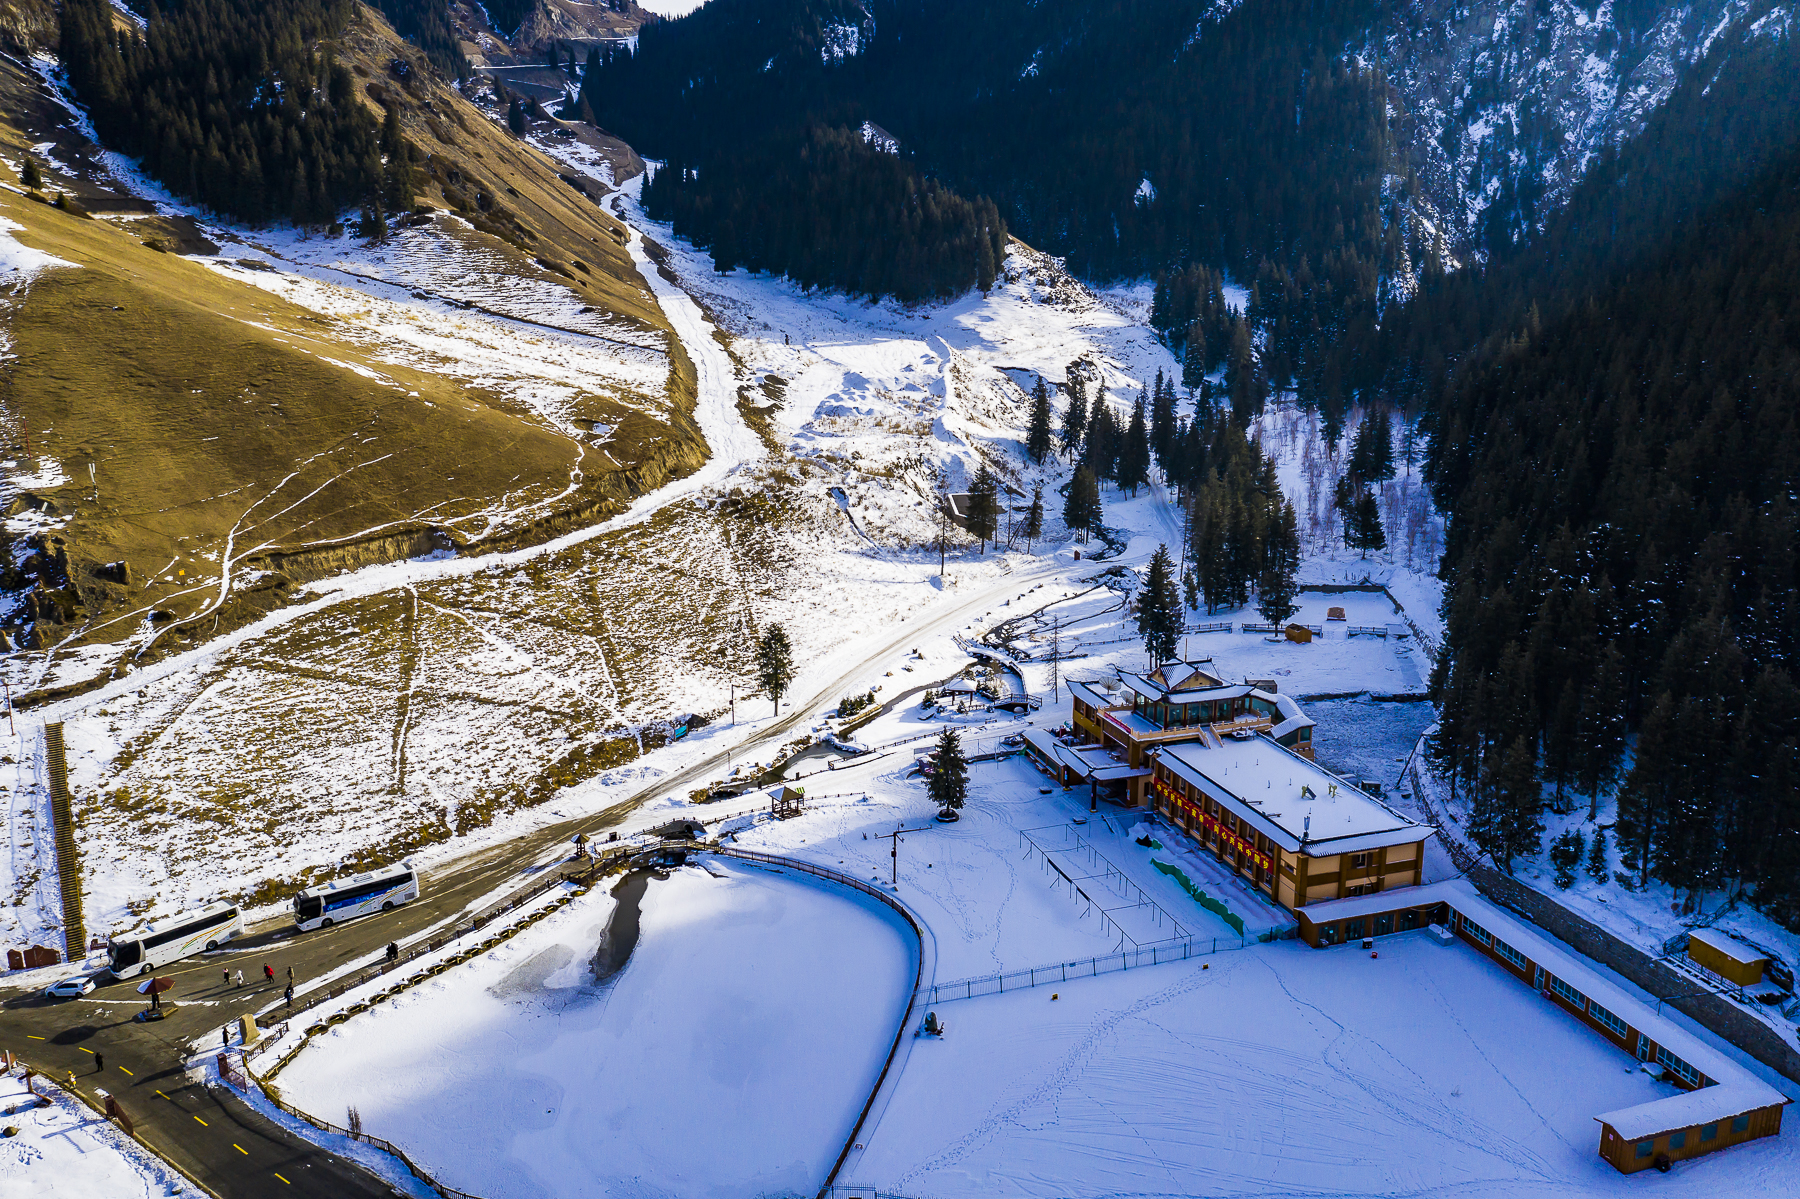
[1368, 0, 1797, 255]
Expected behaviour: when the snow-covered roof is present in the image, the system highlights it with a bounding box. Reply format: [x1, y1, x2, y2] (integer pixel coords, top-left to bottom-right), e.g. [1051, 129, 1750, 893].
[1067, 679, 1114, 710]
[1595, 1083, 1787, 1140]
[1268, 692, 1314, 739]
[1434, 881, 1789, 1112]
[1117, 661, 1229, 702]
[1155, 737, 1429, 856]
[1294, 880, 1466, 924]
[1687, 927, 1769, 967]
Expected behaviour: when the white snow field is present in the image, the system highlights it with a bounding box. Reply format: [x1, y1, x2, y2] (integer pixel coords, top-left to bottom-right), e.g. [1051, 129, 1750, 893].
[0, 1070, 205, 1198]
[277, 860, 915, 1199]
[846, 934, 1798, 1199]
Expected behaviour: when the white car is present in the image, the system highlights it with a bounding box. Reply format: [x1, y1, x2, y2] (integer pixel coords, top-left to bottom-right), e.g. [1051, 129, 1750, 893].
[43, 976, 96, 1000]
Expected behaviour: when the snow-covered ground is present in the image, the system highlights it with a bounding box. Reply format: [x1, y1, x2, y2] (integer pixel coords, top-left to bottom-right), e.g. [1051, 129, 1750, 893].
[0, 1069, 205, 1198]
[277, 860, 914, 1199]
[850, 934, 1796, 1198]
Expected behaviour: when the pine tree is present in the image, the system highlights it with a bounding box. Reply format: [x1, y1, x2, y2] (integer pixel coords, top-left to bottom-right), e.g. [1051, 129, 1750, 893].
[507, 98, 527, 136]
[1063, 466, 1102, 543]
[1256, 500, 1300, 625]
[1021, 482, 1044, 551]
[1084, 398, 1119, 483]
[1119, 394, 1150, 495]
[1137, 544, 1182, 665]
[1150, 371, 1176, 467]
[967, 460, 1000, 551]
[1352, 489, 1385, 556]
[1550, 828, 1585, 888]
[755, 624, 794, 715]
[20, 155, 42, 190]
[1473, 736, 1544, 874]
[1576, 643, 1628, 818]
[1585, 826, 1609, 884]
[1060, 377, 1088, 460]
[1181, 322, 1206, 396]
[927, 727, 969, 815]
[1025, 377, 1054, 464]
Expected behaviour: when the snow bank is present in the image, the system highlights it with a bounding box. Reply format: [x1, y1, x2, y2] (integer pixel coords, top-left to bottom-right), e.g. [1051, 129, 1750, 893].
[0, 1071, 205, 1197]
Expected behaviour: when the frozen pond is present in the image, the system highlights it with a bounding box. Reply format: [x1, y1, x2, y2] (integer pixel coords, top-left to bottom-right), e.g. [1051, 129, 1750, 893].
[279, 861, 916, 1199]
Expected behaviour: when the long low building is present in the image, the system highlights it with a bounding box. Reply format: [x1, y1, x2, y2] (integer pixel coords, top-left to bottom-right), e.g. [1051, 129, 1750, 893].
[1297, 880, 1790, 1174]
[1148, 735, 1431, 910]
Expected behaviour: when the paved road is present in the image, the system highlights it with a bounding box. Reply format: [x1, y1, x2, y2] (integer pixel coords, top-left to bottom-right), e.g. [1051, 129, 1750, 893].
[0, 554, 1075, 1198]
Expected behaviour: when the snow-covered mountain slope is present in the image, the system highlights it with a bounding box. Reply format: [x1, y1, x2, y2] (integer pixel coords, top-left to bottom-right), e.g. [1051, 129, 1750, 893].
[1370, 0, 1797, 250]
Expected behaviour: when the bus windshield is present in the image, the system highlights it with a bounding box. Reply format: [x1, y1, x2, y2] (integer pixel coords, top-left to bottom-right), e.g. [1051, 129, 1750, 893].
[108, 940, 142, 970]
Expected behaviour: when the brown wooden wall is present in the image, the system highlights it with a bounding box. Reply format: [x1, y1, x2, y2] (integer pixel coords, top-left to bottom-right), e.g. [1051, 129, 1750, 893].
[1598, 1103, 1784, 1174]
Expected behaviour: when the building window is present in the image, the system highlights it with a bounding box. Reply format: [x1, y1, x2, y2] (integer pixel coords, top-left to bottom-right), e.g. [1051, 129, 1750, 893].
[1374, 914, 1392, 935]
[1589, 1002, 1628, 1039]
[1657, 1047, 1702, 1087]
[1460, 916, 1493, 947]
[1668, 1130, 1687, 1150]
[1548, 975, 1588, 1013]
[1635, 1141, 1654, 1159]
[1701, 1123, 1718, 1142]
[1493, 939, 1527, 971]
[1346, 919, 1365, 940]
[1732, 1115, 1750, 1134]
[1351, 853, 1369, 869]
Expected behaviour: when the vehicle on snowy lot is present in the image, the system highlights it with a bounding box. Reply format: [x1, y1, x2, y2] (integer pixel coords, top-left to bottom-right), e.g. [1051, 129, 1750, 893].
[108, 902, 242, 978]
[43, 975, 96, 999]
[293, 862, 419, 932]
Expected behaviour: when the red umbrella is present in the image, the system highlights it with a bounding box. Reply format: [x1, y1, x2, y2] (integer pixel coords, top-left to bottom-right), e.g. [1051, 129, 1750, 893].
[136, 976, 174, 995]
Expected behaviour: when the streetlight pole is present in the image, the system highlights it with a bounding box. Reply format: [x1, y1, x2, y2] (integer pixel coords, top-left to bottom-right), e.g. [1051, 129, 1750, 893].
[881, 824, 933, 887]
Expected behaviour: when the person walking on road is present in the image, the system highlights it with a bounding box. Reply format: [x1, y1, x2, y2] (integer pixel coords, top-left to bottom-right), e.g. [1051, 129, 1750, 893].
[286, 965, 295, 984]
[263, 963, 274, 983]
[235, 968, 244, 987]
[386, 942, 399, 964]
[222, 967, 230, 988]
[93, 1052, 103, 1074]
[284, 982, 294, 1008]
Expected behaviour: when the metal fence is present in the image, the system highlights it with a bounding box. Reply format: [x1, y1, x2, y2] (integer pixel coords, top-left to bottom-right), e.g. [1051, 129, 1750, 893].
[921, 934, 1249, 1004]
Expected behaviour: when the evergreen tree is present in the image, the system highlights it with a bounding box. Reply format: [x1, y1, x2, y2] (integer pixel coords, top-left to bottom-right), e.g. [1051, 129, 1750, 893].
[1472, 736, 1544, 874]
[1550, 828, 1585, 889]
[755, 624, 795, 715]
[1181, 322, 1206, 396]
[1585, 827, 1610, 884]
[1149, 371, 1176, 467]
[1256, 500, 1300, 625]
[1225, 319, 1261, 424]
[1025, 377, 1054, 464]
[1063, 466, 1102, 543]
[1060, 377, 1088, 460]
[1084, 397, 1120, 483]
[1118, 394, 1150, 495]
[20, 156, 41, 190]
[1021, 482, 1044, 551]
[1575, 644, 1628, 817]
[1136, 544, 1182, 665]
[966, 460, 1000, 552]
[1347, 408, 1396, 486]
[927, 727, 969, 816]
[508, 98, 527, 136]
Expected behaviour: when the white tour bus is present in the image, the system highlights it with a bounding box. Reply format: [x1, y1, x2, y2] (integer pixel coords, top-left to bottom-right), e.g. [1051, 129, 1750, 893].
[293, 862, 419, 932]
[108, 902, 243, 978]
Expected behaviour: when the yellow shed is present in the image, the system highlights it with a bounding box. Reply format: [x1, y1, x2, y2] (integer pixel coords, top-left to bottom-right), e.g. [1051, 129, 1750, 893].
[1284, 624, 1312, 643]
[1686, 929, 1768, 988]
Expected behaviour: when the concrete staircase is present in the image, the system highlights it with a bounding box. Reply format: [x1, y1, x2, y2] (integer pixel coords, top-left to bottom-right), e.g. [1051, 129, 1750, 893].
[44, 722, 84, 961]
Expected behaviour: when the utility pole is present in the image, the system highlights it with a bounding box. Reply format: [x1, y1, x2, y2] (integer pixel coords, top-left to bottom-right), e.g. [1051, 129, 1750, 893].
[1049, 616, 1060, 701]
[881, 824, 932, 887]
[938, 508, 947, 578]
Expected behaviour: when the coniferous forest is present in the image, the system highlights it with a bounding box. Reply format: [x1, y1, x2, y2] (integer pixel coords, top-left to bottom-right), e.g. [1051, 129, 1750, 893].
[58, 0, 404, 224]
[642, 126, 1006, 301]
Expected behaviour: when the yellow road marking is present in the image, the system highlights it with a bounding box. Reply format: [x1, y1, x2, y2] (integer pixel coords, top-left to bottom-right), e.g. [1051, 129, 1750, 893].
[156, 1090, 170, 1100]
[233, 1144, 248, 1155]
[274, 1173, 291, 1185]
[118, 1066, 133, 1076]
[26, 1035, 43, 1040]
[79, 1047, 93, 1055]
[193, 1115, 208, 1126]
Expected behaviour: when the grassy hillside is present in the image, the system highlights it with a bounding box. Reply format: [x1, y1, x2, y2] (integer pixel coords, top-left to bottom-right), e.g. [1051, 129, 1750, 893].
[0, 10, 703, 697]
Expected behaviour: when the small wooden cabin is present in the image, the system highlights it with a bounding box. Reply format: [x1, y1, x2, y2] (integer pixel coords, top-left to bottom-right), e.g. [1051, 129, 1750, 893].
[1596, 1085, 1786, 1174]
[1284, 624, 1312, 643]
[1686, 929, 1769, 988]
